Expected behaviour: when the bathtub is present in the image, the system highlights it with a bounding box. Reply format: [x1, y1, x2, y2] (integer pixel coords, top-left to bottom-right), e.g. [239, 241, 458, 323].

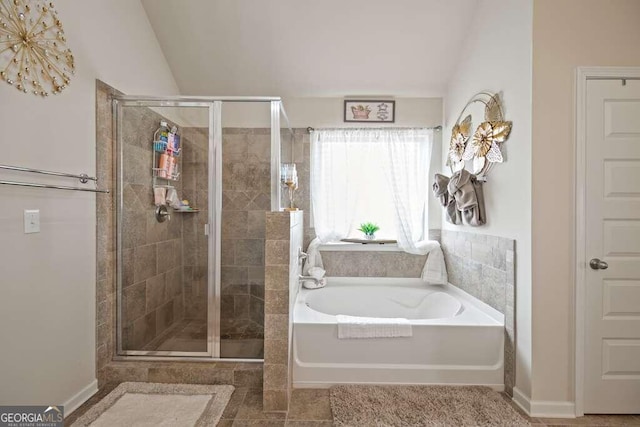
[292, 277, 504, 389]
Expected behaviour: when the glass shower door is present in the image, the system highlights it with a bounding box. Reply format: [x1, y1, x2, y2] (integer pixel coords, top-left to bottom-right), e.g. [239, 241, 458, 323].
[115, 100, 214, 357]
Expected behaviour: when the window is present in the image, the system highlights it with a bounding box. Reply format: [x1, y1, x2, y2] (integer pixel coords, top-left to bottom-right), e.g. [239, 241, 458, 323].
[310, 128, 433, 250]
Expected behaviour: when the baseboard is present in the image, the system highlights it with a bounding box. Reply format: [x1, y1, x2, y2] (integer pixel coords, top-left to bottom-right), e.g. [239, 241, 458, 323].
[512, 387, 576, 418]
[64, 379, 98, 416]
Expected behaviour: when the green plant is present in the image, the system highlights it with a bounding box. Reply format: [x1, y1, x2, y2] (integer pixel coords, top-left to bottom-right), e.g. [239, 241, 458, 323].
[358, 222, 380, 236]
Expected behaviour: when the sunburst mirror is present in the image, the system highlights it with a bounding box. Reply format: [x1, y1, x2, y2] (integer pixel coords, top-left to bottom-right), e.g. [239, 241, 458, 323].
[447, 92, 512, 178]
[0, 0, 74, 96]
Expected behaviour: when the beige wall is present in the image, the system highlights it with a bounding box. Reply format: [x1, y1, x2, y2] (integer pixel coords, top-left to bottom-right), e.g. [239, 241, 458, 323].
[0, 0, 177, 408]
[531, 0, 640, 403]
[442, 0, 533, 397]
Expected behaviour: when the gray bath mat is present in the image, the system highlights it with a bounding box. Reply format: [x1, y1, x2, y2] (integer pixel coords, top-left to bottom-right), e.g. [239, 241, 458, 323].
[70, 382, 234, 427]
[330, 385, 529, 426]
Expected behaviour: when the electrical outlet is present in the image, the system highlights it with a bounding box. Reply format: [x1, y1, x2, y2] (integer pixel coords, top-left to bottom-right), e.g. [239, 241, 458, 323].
[24, 209, 40, 234]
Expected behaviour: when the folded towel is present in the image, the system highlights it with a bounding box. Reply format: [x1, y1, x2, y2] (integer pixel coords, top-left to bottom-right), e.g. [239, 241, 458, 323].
[153, 187, 167, 206]
[464, 176, 486, 226]
[432, 174, 450, 207]
[446, 199, 462, 224]
[303, 237, 324, 275]
[336, 315, 412, 339]
[421, 246, 448, 285]
[448, 169, 478, 211]
[166, 187, 181, 209]
[446, 169, 486, 226]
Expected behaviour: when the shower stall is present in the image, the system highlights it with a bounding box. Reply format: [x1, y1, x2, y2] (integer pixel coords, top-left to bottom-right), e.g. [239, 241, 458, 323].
[113, 96, 290, 360]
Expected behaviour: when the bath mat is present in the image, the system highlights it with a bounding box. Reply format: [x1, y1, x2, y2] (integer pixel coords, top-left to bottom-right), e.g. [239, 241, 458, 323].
[330, 385, 529, 426]
[70, 382, 234, 427]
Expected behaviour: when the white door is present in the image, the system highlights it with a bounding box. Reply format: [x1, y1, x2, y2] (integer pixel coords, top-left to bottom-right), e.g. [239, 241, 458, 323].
[584, 78, 640, 413]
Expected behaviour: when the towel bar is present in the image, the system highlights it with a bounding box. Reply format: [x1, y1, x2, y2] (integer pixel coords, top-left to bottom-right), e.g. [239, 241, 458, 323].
[0, 180, 110, 193]
[0, 164, 109, 193]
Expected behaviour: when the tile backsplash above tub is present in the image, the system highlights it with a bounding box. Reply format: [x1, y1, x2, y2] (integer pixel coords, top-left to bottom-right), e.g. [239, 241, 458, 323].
[440, 229, 514, 315]
[321, 251, 427, 278]
[318, 230, 441, 278]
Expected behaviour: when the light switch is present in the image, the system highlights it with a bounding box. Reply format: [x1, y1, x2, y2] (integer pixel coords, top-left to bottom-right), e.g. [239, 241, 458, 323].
[24, 209, 40, 234]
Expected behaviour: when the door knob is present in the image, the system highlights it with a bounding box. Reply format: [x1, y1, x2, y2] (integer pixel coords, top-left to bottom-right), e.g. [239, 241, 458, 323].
[589, 258, 608, 270]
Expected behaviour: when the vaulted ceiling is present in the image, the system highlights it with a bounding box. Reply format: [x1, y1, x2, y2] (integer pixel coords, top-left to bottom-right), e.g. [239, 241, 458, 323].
[141, 0, 478, 97]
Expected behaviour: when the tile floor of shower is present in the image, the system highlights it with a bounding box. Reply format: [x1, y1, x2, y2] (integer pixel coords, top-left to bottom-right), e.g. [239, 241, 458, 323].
[65, 383, 640, 427]
[142, 319, 264, 358]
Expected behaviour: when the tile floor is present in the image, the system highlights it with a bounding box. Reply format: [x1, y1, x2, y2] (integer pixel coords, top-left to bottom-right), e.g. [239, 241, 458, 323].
[144, 320, 208, 352]
[139, 319, 263, 358]
[65, 384, 640, 426]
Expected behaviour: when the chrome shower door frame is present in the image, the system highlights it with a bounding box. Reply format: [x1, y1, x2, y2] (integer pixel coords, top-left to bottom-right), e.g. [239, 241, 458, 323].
[114, 98, 215, 358]
[113, 96, 287, 361]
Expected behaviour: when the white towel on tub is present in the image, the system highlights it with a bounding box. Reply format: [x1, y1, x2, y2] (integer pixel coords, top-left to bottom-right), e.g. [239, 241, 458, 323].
[336, 315, 412, 339]
[421, 245, 448, 285]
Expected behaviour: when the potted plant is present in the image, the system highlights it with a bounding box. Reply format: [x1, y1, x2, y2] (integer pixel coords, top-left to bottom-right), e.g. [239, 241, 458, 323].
[358, 222, 380, 240]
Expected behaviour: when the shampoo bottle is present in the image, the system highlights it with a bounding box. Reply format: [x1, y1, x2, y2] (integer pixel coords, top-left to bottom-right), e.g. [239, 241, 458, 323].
[154, 121, 170, 145]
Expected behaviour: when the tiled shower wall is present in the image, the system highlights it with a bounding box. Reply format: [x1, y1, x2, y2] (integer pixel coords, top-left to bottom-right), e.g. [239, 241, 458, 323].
[220, 128, 272, 343]
[120, 103, 185, 351]
[440, 229, 516, 395]
[180, 127, 209, 321]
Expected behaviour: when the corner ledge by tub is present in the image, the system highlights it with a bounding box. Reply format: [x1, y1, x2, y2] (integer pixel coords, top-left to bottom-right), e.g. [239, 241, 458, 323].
[319, 242, 402, 252]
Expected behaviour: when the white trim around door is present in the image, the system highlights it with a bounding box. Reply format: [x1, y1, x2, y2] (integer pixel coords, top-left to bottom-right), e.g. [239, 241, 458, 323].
[574, 66, 640, 417]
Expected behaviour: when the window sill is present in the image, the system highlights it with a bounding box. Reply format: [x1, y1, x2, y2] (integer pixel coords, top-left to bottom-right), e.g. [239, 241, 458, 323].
[318, 241, 402, 252]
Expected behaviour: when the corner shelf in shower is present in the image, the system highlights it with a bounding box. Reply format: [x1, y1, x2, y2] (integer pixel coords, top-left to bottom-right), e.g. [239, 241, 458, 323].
[173, 208, 200, 213]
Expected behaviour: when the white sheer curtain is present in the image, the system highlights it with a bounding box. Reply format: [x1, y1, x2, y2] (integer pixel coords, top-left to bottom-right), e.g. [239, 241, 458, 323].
[310, 128, 434, 252]
[385, 128, 434, 254]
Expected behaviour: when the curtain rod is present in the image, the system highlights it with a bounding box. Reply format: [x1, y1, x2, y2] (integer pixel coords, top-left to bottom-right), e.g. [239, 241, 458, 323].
[307, 126, 442, 133]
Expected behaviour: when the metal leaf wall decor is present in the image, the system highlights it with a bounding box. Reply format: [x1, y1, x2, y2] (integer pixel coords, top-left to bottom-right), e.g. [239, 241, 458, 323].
[0, 0, 75, 96]
[448, 92, 512, 178]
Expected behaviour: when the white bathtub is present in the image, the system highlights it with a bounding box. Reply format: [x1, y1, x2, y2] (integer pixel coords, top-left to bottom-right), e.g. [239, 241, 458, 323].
[292, 277, 504, 389]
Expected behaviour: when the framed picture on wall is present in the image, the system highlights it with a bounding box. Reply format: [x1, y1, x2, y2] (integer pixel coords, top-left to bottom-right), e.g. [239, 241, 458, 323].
[344, 100, 396, 123]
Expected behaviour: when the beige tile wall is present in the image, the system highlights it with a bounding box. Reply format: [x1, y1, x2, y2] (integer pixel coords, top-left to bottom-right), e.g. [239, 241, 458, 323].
[119, 105, 186, 351]
[180, 127, 209, 321]
[220, 128, 272, 346]
[263, 211, 303, 413]
[321, 251, 427, 277]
